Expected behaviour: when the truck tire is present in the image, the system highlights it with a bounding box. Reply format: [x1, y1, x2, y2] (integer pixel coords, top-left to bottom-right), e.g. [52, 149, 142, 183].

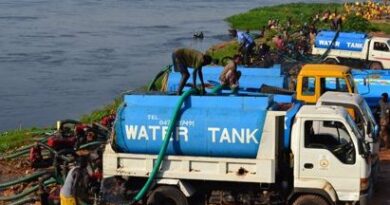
[369, 62, 383, 70]
[146, 186, 188, 205]
[292, 194, 329, 205]
[324, 58, 338, 64]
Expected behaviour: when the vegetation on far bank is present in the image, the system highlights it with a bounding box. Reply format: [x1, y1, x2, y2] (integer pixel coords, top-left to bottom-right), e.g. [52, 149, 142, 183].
[226, 3, 343, 30]
[208, 2, 390, 63]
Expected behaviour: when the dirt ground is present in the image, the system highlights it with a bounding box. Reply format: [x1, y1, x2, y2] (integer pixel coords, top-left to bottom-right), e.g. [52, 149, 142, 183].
[372, 149, 390, 205]
[2, 150, 390, 204]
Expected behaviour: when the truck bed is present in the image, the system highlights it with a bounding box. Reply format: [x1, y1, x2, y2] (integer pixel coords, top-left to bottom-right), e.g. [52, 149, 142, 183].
[312, 47, 365, 59]
[103, 144, 275, 183]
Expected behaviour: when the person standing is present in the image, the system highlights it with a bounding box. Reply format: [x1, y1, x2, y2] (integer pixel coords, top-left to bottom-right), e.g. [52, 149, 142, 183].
[379, 92, 390, 149]
[172, 48, 212, 95]
[237, 31, 255, 66]
[219, 54, 242, 91]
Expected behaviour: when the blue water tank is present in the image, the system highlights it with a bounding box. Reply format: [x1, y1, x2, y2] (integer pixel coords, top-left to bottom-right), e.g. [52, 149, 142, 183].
[115, 94, 272, 158]
[166, 65, 285, 92]
[352, 69, 390, 108]
[319, 31, 367, 39]
[315, 31, 367, 52]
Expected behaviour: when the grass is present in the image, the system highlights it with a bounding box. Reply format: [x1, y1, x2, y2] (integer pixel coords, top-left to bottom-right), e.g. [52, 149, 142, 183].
[0, 128, 52, 153]
[372, 22, 390, 34]
[80, 97, 123, 124]
[207, 40, 240, 64]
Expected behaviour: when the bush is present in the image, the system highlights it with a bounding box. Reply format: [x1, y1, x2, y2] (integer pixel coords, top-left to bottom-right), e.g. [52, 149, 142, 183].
[343, 15, 371, 32]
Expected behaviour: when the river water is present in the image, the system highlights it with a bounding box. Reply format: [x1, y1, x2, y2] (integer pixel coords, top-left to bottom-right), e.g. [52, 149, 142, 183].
[0, 0, 344, 131]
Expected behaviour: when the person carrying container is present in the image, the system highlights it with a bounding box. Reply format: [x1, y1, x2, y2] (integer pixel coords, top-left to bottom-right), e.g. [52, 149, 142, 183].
[379, 92, 390, 149]
[237, 31, 255, 66]
[172, 48, 212, 95]
[219, 54, 242, 92]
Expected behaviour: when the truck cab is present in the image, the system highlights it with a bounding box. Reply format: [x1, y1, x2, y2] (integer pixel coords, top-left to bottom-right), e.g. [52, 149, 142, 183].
[317, 92, 379, 185]
[368, 37, 390, 69]
[290, 105, 371, 205]
[317, 92, 379, 154]
[296, 64, 356, 104]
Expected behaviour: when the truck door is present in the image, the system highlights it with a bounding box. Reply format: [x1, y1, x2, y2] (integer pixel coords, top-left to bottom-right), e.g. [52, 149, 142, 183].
[298, 119, 360, 198]
[370, 41, 390, 67]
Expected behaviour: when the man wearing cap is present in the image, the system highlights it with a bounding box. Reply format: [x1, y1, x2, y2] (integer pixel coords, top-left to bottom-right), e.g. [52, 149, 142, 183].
[379, 93, 390, 149]
[172, 48, 212, 95]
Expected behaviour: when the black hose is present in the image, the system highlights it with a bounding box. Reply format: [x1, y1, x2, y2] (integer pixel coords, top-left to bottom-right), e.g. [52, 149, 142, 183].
[0, 137, 50, 160]
[8, 196, 36, 205]
[0, 170, 51, 189]
[320, 29, 340, 62]
[0, 178, 56, 201]
[78, 141, 105, 149]
[260, 84, 295, 95]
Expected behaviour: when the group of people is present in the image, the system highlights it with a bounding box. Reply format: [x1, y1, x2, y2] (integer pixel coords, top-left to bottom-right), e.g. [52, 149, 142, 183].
[344, 1, 390, 20]
[171, 48, 242, 95]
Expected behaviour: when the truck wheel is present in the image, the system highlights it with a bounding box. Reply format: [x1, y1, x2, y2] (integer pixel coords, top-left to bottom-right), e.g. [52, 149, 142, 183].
[324, 58, 338, 64]
[146, 186, 188, 205]
[292, 194, 329, 205]
[369, 62, 383, 70]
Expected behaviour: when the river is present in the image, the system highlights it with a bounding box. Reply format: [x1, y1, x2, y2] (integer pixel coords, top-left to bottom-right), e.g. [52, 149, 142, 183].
[0, 0, 344, 131]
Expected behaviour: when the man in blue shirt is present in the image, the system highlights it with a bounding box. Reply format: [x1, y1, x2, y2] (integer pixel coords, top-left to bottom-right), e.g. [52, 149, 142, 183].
[237, 31, 255, 66]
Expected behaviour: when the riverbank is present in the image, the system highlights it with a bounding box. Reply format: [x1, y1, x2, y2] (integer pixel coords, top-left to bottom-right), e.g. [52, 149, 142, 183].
[208, 2, 390, 62]
[2, 2, 390, 153]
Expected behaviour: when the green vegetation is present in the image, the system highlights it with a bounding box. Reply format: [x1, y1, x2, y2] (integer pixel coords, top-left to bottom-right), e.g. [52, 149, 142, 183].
[207, 40, 239, 64]
[80, 97, 123, 124]
[0, 128, 51, 153]
[226, 3, 342, 30]
[343, 15, 371, 32]
[372, 22, 390, 34]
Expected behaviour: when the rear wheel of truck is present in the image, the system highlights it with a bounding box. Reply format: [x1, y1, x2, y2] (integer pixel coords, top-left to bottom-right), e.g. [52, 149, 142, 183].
[369, 62, 383, 70]
[147, 186, 188, 205]
[292, 194, 329, 205]
[324, 58, 338, 64]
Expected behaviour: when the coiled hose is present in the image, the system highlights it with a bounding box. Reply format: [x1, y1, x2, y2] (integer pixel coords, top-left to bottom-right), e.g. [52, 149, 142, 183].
[130, 88, 197, 204]
[8, 196, 36, 205]
[0, 170, 51, 189]
[0, 177, 56, 201]
[0, 137, 49, 160]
